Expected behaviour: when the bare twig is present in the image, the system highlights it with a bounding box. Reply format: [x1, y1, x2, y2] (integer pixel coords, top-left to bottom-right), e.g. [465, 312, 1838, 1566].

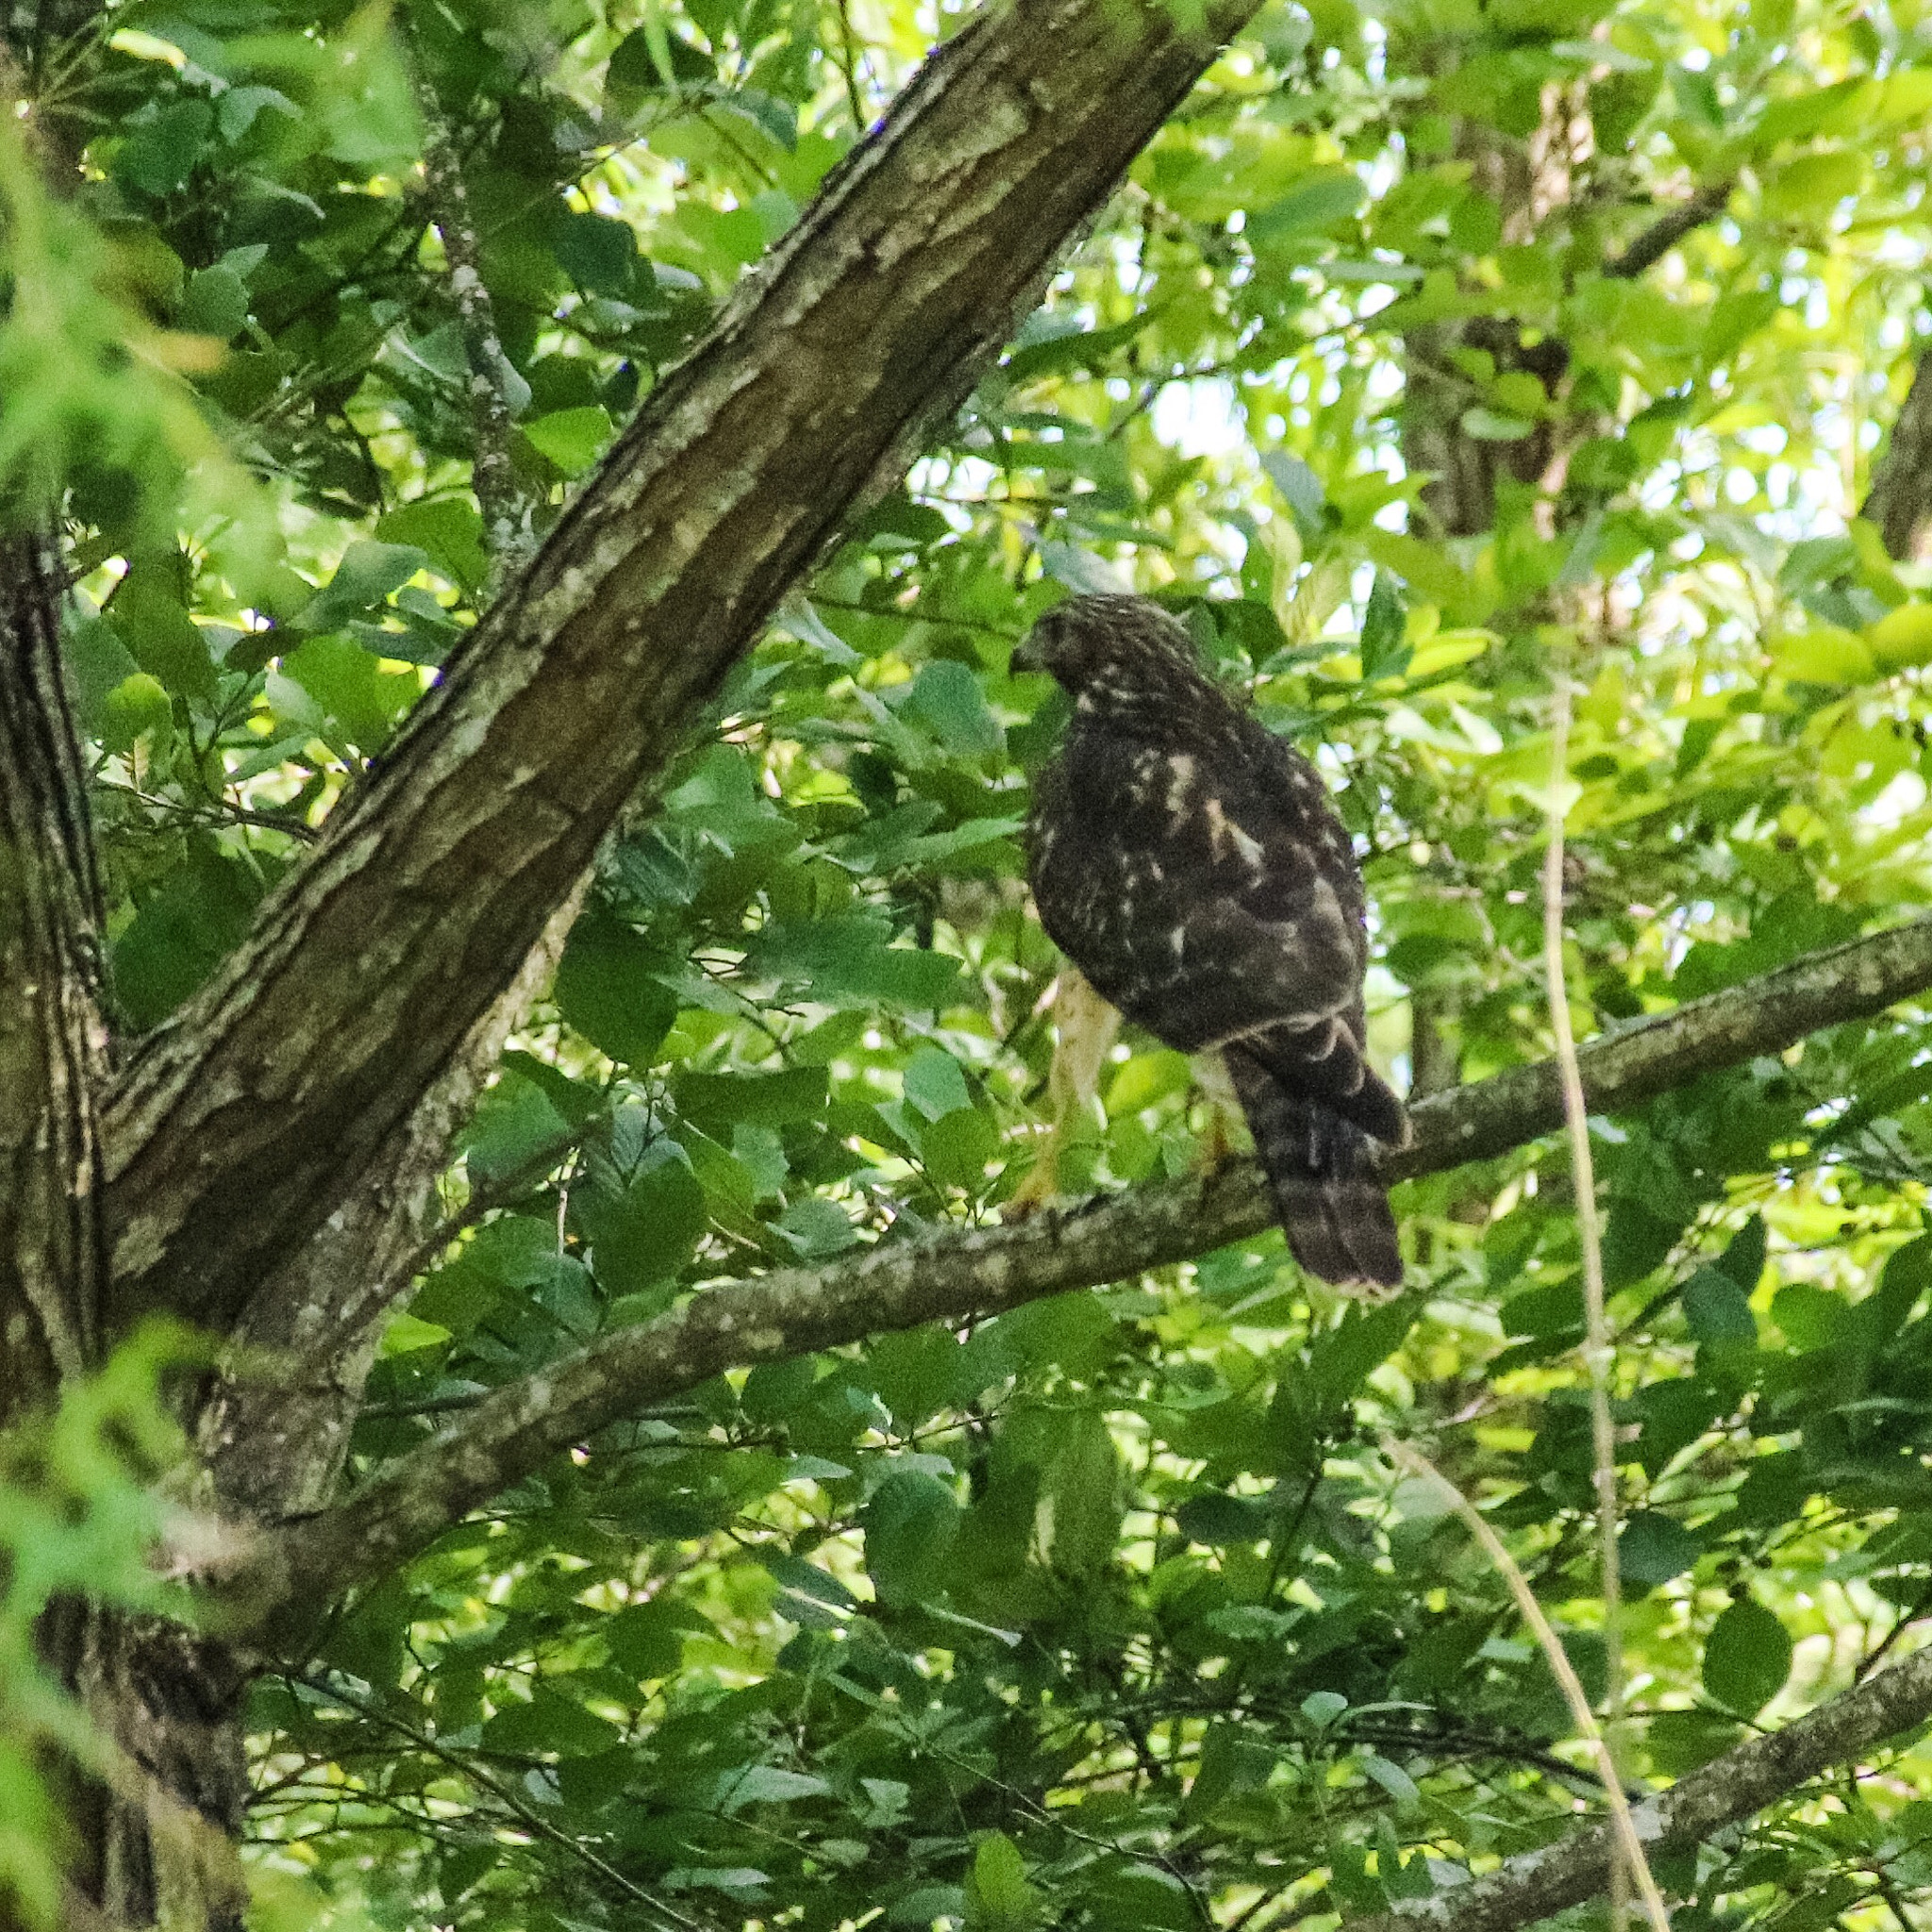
[402, 22, 533, 588]
[1540, 659, 1626, 1915]
[1382, 1441, 1669, 1932]
[291, 1670, 708, 1932]
[1342, 1632, 1932, 1932]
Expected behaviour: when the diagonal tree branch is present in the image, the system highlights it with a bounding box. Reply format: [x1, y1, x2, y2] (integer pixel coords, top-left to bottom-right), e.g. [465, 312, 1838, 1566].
[241, 913, 1932, 1634]
[1603, 178, 1732, 279]
[1342, 1633, 1932, 1932]
[1863, 343, 1932, 562]
[96, 0, 1267, 1339]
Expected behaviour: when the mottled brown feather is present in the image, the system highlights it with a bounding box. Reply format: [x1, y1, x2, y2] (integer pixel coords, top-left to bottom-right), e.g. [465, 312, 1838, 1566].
[1016, 594, 1407, 1291]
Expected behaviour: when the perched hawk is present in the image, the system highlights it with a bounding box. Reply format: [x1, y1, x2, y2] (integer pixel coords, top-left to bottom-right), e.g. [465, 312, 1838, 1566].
[1012, 594, 1408, 1291]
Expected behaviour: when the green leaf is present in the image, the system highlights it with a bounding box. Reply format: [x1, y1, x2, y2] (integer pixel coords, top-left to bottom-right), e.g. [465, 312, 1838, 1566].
[1703, 1598, 1792, 1715]
[522, 405, 615, 476]
[1038, 1407, 1122, 1577]
[554, 210, 641, 295]
[111, 844, 263, 1029]
[1248, 167, 1365, 238]
[903, 1046, 973, 1121]
[604, 1599, 707, 1678]
[776, 1196, 857, 1258]
[905, 659, 1006, 758]
[1620, 1510, 1701, 1589]
[1261, 450, 1326, 535]
[1359, 571, 1409, 680]
[109, 573, 217, 702]
[117, 99, 214, 196]
[554, 914, 677, 1066]
[1683, 1268, 1757, 1345]
[180, 265, 250, 339]
[100, 673, 173, 758]
[1459, 407, 1536, 441]
[375, 500, 488, 592]
[742, 915, 963, 1012]
[1175, 1491, 1275, 1545]
[965, 1832, 1041, 1931]
[863, 1471, 960, 1607]
[674, 1066, 827, 1136]
[481, 1688, 623, 1757]
[293, 541, 427, 635]
[589, 1155, 708, 1296]
[463, 1071, 573, 1190]
[721, 1765, 832, 1810]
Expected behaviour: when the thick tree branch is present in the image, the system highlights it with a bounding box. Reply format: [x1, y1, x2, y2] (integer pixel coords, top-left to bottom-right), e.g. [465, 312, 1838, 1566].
[1344, 1635, 1932, 1932]
[1863, 345, 1932, 562]
[98, 0, 1266, 1337]
[192, 882, 587, 1519]
[244, 913, 1932, 1633]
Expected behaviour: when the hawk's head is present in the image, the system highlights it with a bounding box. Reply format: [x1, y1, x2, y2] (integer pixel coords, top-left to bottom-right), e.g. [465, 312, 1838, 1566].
[1010, 595, 1206, 707]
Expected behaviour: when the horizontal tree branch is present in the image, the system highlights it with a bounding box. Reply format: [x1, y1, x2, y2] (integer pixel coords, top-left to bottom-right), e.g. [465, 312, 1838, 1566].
[242, 913, 1932, 1635]
[1345, 1634, 1932, 1932]
[98, 0, 1264, 1335]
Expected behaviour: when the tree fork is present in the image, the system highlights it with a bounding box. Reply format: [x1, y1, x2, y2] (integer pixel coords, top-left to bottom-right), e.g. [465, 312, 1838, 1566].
[98, 0, 1268, 1337]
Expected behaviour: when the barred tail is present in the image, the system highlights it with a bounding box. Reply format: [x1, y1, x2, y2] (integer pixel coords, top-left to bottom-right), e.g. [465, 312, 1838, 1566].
[1224, 1046, 1403, 1293]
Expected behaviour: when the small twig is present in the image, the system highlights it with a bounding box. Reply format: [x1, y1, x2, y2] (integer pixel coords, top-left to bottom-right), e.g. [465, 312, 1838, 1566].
[1383, 1441, 1671, 1932]
[1605, 180, 1732, 279]
[292, 1670, 709, 1932]
[402, 21, 533, 590]
[97, 780, 322, 844]
[1541, 652, 1627, 1924]
[831, 0, 870, 131]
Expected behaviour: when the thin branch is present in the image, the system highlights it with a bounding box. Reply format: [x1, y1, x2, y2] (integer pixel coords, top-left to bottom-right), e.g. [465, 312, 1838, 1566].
[291, 1670, 709, 1932]
[403, 22, 533, 588]
[1604, 180, 1732, 279]
[1383, 1441, 1669, 1932]
[1540, 660, 1625, 1914]
[1342, 1633, 1932, 1932]
[239, 913, 1932, 1631]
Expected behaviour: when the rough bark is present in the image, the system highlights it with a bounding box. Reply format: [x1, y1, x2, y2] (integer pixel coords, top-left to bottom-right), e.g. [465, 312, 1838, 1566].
[0, 536, 251, 1932]
[0, 527, 108, 1419]
[34, 1606, 250, 1932]
[98, 0, 1267, 1341]
[249, 912, 1932, 1631]
[1863, 347, 1932, 562]
[193, 882, 587, 1518]
[1343, 1637, 1932, 1932]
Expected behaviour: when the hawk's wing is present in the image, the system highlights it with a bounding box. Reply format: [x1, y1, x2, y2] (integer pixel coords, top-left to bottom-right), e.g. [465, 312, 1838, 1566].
[1030, 712, 1403, 1144]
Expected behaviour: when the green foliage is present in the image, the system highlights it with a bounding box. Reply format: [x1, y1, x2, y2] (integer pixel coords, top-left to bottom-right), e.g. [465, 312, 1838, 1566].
[9, 0, 1932, 1923]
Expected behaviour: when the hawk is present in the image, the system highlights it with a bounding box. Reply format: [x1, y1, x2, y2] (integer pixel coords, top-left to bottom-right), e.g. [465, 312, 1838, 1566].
[1011, 594, 1408, 1291]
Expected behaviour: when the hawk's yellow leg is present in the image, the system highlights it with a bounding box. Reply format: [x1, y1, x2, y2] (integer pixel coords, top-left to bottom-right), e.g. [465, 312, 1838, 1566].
[1006, 968, 1121, 1217]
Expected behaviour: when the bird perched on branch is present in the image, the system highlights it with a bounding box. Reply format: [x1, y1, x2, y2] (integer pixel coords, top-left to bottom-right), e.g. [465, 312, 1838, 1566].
[1010, 594, 1408, 1292]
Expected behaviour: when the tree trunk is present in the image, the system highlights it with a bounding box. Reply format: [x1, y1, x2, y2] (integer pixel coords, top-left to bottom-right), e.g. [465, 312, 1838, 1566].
[0, 532, 252, 1932]
[26, 1608, 250, 1932]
